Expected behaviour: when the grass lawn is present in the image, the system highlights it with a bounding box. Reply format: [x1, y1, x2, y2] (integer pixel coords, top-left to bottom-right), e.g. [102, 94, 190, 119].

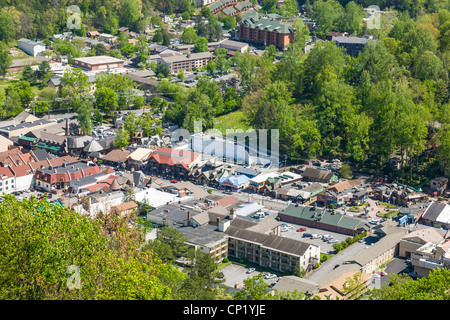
[213, 110, 252, 136]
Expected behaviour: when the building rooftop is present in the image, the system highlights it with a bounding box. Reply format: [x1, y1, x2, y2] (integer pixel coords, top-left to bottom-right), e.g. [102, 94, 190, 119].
[73, 55, 124, 65]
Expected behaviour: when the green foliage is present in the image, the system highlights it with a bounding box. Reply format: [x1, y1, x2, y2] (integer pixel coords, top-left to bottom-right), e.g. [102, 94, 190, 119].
[369, 268, 450, 300]
[0, 196, 176, 300]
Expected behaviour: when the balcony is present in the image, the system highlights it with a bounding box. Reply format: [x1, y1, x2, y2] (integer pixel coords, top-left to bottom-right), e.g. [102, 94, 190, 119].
[418, 258, 444, 270]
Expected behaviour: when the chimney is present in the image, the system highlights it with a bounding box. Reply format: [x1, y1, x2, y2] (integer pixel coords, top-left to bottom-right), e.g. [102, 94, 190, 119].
[187, 211, 191, 226]
[65, 118, 69, 136]
[216, 217, 220, 225]
[229, 208, 236, 220]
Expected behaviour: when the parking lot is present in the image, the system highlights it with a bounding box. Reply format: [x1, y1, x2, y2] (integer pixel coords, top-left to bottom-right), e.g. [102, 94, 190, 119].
[221, 263, 281, 289]
[279, 222, 350, 254]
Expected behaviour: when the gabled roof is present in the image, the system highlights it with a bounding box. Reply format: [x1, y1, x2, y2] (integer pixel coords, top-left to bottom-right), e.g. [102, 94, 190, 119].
[302, 167, 336, 181]
[148, 147, 200, 171]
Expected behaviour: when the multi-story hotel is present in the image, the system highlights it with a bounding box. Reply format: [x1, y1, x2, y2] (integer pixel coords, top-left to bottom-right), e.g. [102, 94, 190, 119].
[158, 52, 213, 74]
[238, 12, 296, 49]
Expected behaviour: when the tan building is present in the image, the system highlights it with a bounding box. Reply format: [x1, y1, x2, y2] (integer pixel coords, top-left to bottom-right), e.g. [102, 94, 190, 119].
[73, 56, 124, 71]
[398, 225, 446, 258]
[159, 52, 213, 74]
[111, 201, 139, 217]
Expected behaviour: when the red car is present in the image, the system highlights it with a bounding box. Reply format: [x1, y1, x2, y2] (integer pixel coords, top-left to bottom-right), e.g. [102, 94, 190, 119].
[171, 179, 179, 183]
[296, 227, 307, 232]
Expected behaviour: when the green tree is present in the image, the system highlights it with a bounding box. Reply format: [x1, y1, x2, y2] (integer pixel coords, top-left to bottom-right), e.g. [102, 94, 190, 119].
[194, 36, 208, 53]
[206, 59, 216, 74]
[94, 86, 118, 115]
[181, 27, 197, 44]
[75, 98, 93, 135]
[21, 65, 35, 84]
[0, 41, 12, 79]
[114, 128, 130, 149]
[233, 274, 270, 300]
[369, 268, 450, 300]
[0, 196, 175, 300]
[340, 163, 353, 179]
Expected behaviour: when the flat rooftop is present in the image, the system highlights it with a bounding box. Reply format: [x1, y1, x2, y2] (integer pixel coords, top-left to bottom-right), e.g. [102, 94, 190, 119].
[73, 55, 124, 65]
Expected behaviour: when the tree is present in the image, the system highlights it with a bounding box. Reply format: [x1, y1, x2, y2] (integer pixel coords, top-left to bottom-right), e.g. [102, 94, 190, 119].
[0, 195, 176, 300]
[177, 70, 185, 80]
[93, 43, 107, 56]
[222, 15, 236, 30]
[181, 27, 197, 44]
[194, 37, 208, 53]
[201, 6, 212, 18]
[135, 34, 149, 65]
[94, 86, 118, 115]
[120, 0, 141, 30]
[206, 59, 216, 75]
[75, 98, 93, 135]
[114, 128, 130, 149]
[340, 163, 353, 179]
[21, 66, 35, 84]
[156, 63, 170, 78]
[312, 0, 343, 38]
[36, 60, 52, 83]
[369, 268, 450, 300]
[339, 1, 364, 35]
[0, 41, 12, 79]
[233, 274, 270, 300]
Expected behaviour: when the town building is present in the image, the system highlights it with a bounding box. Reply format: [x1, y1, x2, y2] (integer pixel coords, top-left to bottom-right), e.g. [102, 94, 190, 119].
[147, 147, 202, 180]
[317, 179, 369, 206]
[278, 204, 371, 236]
[418, 201, 450, 230]
[301, 167, 339, 184]
[73, 56, 124, 71]
[332, 35, 374, 57]
[430, 177, 448, 196]
[238, 12, 296, 49]
[34, 161, 102, 192]
[158, 52, 213, 74]
[17, 38, 46, 57]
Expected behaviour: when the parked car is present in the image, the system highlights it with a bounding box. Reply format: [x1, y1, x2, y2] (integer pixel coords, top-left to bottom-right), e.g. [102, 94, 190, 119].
[303, 233, 312, 238]
[264, 211, 270, 216]
[170, 179, 179, 183]
[265, 274, 277, 279]
[333, 264, 340, 269]
[328, 239, 339, 243]
[311, 234, 321, 239]
[322, 235, 331, 240]
[268, 283, 276, 288]
[246, 268, 255, 274]
[281, 227, 288, 232]
[296, 227, 307, 232]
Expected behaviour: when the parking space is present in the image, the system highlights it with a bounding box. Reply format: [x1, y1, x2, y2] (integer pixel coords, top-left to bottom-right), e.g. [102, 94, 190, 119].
[220, 263, 281, 289]
[279, 223, 350, 254]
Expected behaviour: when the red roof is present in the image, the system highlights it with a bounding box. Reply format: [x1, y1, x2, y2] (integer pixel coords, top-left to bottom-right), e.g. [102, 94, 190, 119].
[104, 166, 115, 174]
[218, 195, 239, 208]
[147, 147, 200, 171]
[0, 166, 14, 178]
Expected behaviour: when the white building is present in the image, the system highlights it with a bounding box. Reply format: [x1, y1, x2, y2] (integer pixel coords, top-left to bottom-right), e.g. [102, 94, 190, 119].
[18, 39, 46, 57]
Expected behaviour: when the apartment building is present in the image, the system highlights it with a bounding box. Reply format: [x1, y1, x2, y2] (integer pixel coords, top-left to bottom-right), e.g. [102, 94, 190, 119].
[159, 52, 213, 74]
[226, 225, 320, 272]
[238, 13, 296, 49]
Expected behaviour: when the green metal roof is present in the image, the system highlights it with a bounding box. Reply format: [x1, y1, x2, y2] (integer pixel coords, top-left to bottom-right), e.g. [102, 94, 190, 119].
[280, 204, 370, 232]
[36, 143, 60, 151]
[19, 135, 37, 141]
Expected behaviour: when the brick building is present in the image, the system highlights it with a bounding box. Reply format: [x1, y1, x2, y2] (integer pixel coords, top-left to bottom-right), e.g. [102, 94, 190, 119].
[73, 56, 124, 71]
[238, 13, 296, 49]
